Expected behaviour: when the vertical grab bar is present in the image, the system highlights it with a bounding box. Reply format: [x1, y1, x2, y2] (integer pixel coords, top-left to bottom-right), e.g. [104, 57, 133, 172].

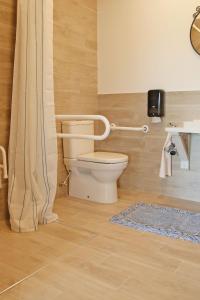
[56, 115, 111, 141]
[0, 146, 8, 179]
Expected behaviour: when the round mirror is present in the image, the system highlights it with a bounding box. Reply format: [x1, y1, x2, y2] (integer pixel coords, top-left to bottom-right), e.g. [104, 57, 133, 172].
[190, 8, 200, 55]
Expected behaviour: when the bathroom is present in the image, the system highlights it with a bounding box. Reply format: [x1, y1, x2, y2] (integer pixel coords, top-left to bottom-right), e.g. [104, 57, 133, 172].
[0, 0, 200, 298]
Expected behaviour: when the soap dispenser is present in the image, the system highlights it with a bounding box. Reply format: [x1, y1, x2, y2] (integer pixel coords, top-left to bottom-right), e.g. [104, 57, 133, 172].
[148, 90, 165, 123]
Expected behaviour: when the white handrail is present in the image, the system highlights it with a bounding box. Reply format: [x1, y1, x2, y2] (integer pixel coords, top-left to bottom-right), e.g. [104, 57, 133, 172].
[56, 115, 149, 140]
[56, 115, 111, 141]
[0, 146, 8, 179]
[111, 123, 149, 133]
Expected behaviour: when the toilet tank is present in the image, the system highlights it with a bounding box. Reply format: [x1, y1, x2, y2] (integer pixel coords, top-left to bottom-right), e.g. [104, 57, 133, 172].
[62, 120, 94, 159]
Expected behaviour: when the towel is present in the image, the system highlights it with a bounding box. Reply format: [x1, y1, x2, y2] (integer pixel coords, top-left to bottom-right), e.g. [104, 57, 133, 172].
[159, 133, 172, 178]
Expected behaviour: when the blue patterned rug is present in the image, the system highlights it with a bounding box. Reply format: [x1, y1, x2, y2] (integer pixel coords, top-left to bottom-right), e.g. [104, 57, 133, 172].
[111, 203, 200, 243]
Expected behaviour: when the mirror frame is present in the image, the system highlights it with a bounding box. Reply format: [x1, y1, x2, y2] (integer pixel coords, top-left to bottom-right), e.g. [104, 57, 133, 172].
[190, 8, 200, 55]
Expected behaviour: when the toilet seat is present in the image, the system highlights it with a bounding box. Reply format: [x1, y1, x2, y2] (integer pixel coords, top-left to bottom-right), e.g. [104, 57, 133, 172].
[78, 152, 128, 164]
[66, 158, 127, 171]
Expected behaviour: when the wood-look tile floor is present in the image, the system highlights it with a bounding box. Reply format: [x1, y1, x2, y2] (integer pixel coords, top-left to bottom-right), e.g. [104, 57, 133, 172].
[1, 190, 200, 299]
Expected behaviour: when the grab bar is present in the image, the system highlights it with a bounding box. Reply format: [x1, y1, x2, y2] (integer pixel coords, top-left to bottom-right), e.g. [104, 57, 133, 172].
[111, 123, 149, 133]
[56, 115, 149, 140]
[0, 146, 8, 179]
[56, 115, 111, 141]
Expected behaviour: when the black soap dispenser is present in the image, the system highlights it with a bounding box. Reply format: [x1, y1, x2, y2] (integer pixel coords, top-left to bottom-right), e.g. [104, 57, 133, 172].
[148, 90, 165, 123]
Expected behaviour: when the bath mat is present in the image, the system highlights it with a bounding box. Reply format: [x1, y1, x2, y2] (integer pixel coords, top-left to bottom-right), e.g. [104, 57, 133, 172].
[111, 203, 200, 243]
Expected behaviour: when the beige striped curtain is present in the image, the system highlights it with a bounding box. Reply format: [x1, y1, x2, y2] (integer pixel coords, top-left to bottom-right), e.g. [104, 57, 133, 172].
[8, 0, 58, 232]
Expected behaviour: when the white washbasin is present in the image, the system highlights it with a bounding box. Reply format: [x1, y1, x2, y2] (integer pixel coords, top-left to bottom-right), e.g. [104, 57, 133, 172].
[166, 120, 200, 134]
[166, 127, 200, 134]
[164, 120, 200, 171]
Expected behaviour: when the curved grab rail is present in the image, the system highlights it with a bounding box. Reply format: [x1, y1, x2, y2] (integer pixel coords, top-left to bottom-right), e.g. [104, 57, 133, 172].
[0, 146, 8, 179]
[56, 115, 111, 141]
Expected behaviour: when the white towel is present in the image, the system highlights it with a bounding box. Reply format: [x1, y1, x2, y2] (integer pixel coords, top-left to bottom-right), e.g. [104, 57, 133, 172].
[159, 134, 172, 178]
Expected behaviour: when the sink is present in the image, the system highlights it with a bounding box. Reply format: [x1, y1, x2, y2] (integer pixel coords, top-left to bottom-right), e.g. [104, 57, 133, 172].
[165, 120, 200, 170]
[166, 120, 200, 134]
[166, 127, 200, 134]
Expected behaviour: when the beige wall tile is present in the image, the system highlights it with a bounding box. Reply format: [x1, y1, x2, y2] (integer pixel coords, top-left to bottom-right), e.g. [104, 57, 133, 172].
[54, 0, 98, 197]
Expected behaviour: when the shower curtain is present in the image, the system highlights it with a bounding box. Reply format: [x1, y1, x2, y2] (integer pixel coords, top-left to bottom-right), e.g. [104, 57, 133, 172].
[8, 0, 58, 232]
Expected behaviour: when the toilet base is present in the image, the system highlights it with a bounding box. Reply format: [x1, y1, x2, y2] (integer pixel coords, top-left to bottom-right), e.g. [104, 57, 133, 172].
[69, 171, 118, 204]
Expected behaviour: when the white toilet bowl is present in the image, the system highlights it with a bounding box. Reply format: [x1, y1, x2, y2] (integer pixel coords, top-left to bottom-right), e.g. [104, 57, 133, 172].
[62, 120, 128, 204]
[65, 152, 128, 203]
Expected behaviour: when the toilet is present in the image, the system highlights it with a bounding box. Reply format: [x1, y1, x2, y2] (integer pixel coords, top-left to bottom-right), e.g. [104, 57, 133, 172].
[62, 120, 128, 203]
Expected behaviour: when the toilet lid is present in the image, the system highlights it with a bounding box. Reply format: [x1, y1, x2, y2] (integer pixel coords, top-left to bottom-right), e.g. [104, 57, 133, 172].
[78, 152, 128, 164]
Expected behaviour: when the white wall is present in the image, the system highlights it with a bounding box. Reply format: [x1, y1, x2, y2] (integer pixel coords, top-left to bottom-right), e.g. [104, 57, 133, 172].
[98, 0, 200, 94]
